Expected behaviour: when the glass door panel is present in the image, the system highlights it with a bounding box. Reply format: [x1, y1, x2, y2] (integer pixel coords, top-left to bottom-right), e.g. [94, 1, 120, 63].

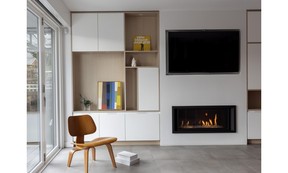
[43, 23, 57, 155]
[27, 10, 41, 172]
[27, 3, 61, 172]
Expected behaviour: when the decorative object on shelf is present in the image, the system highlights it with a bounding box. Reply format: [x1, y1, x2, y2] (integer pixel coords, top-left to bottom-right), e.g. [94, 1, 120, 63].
[80, 94, 92, 111]
[133, 35, 151, 51]
[98, 81, 123, 110]
[115, 151, 140, 166]
[131, 57, 137, 67]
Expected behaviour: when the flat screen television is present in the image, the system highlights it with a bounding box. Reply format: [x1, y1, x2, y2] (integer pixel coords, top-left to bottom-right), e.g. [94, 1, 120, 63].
[166, 30, 240, 74]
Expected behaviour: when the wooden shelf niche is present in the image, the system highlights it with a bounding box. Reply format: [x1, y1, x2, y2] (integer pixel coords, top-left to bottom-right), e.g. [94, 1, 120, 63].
[125, 51, 158, 67]
[124, 12, 159, 111]
[248, 90, 261, 110]
[125, 68, 138, 110]
[125, 12, 159, 51]
[125, 12, 159, 68]
[73, 52, 125, 111]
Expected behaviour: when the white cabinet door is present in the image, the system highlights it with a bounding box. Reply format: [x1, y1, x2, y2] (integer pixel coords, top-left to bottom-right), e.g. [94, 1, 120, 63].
[248, 44, 261, 90]
[248, 111, 261, 139]
[126, 113, 159, 141]
[138, 68, 159, 111]
[99, 113, 125, 141]
[247, 11, 261, 43]
[98, 13, 124, 51]
[72, 112, 100, 141]
[72, 13, 98, 51]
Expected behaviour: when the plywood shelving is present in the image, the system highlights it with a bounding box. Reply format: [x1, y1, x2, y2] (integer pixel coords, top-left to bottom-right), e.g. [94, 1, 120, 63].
[72, 11, 159, 112]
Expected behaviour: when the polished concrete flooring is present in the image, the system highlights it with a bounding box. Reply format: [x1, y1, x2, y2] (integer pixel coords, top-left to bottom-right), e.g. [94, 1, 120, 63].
[42, 145, 261, 173]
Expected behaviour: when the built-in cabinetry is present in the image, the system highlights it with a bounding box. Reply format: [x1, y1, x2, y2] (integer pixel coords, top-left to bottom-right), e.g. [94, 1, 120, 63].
[73, 112, 159, 141]
[100, 113, 126, 141]
[126, 112, 159, 140]
[72, 13, 98, 51]
[72, 13, 124, 51]
[71, 11, 159, 141]
[137, 68, 159, 110]
[247, 10, 261, 141]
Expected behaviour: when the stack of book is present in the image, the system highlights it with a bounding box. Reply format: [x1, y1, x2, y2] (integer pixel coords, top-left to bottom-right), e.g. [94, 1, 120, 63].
[115, 151, 140, 166]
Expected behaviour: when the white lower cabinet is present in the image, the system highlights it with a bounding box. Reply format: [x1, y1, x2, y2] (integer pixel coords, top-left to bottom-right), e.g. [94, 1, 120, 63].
[99, 113, 125, 141]
[73, 112, 100, 141]
[248, 110, 261, 139]
[73, 112, 160, 141]
[126, 113, 160, 141]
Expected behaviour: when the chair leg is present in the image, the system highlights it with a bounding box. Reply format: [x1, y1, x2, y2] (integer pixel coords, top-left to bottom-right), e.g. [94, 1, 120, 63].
[84, 148, 90, 173]
[91, 147, 96, 161]
[67, 149, 77, 167]
[106, 144, 117, 168]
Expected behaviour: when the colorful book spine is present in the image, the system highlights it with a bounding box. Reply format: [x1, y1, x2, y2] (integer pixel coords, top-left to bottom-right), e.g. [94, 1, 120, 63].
[111, 82, 114, 109]
[98, 81, 103, 109]
[106, 82, 111, 109]
[114, 82, 118, 109]
[116, 82, 122, 110]
[102, 82, 107, 110]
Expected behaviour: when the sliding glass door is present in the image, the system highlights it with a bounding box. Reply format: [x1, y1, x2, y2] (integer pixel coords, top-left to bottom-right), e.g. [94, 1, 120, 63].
[27, 3, 61, 172]
[27, 9, 41, 172]
[43, 22, 57, 156]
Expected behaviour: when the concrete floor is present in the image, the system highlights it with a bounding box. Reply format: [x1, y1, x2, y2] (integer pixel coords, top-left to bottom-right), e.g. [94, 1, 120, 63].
[42, 145, 261, 173]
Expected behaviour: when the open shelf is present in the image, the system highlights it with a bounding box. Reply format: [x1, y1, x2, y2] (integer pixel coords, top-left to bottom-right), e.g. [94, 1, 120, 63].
[248, 90, 261, 110]
[125, 68, 138, 111]
[73, 52, 125, 111]
[125, 12, 159, 51]
[125, 52, 158, 67]
[125, 50, 158, 53]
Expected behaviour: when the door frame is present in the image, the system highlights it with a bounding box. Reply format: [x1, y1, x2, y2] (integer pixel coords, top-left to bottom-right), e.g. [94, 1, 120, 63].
[27, 1, 63, 172]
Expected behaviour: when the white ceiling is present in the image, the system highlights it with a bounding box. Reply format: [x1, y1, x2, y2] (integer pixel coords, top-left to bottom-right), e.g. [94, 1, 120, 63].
[61, 0, 261, 11]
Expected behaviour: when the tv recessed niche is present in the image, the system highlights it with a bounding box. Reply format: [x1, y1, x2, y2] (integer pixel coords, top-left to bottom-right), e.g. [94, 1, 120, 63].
[166, 30, 240, 74]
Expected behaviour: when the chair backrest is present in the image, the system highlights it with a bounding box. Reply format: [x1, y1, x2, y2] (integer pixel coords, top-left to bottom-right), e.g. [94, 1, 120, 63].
[68, 115, 96, 137]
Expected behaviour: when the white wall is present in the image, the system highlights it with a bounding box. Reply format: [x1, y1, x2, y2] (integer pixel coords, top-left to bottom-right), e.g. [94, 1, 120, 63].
[159, 10, 247, 145]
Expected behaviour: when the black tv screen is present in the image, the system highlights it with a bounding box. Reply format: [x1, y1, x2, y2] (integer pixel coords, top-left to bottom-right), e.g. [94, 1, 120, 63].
[166, 30, 240, 74]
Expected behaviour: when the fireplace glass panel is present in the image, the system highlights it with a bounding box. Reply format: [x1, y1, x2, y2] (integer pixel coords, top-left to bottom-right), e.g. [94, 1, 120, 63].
[172, 106, 236, 133]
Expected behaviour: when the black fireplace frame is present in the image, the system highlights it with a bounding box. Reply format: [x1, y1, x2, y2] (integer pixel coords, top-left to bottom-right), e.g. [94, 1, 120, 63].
[172, 105, 236, 133]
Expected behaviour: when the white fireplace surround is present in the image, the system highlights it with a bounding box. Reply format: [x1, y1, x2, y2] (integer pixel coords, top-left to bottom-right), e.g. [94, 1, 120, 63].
[159, 10, 247, 145]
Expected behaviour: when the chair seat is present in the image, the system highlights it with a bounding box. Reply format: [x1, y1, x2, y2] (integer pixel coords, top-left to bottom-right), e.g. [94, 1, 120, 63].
[75, 137, 117, 148]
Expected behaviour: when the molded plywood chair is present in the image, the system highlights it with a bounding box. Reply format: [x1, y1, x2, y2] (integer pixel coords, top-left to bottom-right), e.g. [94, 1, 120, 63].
[67, 115, 117, 173]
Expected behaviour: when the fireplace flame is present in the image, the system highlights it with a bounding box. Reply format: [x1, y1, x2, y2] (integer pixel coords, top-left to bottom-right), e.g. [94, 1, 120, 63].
[180, 113, 220, 129]
[201, 113, 218, 127]
[209, 119, 213, 125]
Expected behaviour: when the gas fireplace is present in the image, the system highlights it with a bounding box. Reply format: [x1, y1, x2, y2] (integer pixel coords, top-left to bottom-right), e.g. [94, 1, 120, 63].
[172, 106, 236, 133]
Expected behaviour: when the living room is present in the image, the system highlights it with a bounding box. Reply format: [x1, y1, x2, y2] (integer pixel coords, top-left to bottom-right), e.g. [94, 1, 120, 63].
[2, 0, 288, 173]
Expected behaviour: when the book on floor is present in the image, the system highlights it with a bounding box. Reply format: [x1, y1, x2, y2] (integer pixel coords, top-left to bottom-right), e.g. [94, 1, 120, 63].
[117, 151, 138, 160]
[115, 157, 140, 166]
[115, 151, 139, 166]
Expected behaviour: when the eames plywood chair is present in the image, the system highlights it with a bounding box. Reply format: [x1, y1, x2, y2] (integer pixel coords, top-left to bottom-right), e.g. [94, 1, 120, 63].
[67, 115, 117, 173]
